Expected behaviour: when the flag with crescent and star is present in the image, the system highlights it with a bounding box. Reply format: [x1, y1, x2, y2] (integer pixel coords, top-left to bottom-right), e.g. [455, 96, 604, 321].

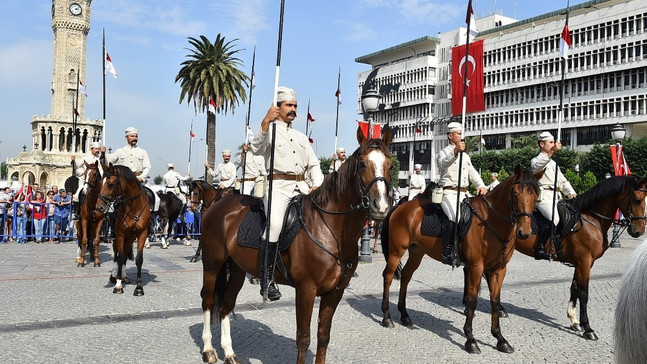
[451, 39, 485, 116]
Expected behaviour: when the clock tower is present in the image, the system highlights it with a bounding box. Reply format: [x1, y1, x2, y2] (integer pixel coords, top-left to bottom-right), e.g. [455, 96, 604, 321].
[7, 0, 104, 188]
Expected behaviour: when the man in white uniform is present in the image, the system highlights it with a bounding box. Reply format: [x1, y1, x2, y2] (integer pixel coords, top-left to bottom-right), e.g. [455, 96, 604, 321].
[237, 143, 266, 198]
[531, 131, 577, 259]
[486, 172, 501, 192]
[163, 163, 190, 204]
[408, 164, 426, 200]
[71, 141, 103, 219]
[328, 147, 346, 173]
[105, 127, 152, 183]
[251, 86, 323, 301]
[437, 122, 487, 265]
[205, 150, 237, 189]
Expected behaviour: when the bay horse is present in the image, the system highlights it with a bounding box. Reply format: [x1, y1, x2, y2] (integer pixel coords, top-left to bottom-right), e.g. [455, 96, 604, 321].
[514, 175, 647, 340]
[199, 127, 392, 364]
[155, 191, 184, 248]
[96, 164, 151, 296]
[75, 161, 104, 267]
[380, 165, 541, 354]
[187, 180, 235, 262]
[614, 238, 647, 364]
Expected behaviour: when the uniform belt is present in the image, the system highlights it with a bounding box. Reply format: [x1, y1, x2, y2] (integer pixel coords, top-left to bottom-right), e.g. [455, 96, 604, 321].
[410, 187, 422, 190]
[238, 178, 257, 182]
[542, 186, 561, 192]
[444, 186, 468, 192]
[272, 174, 305, 182]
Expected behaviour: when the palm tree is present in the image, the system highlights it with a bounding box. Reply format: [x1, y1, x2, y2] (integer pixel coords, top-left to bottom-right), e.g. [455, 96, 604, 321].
[175, 34, 248, 182]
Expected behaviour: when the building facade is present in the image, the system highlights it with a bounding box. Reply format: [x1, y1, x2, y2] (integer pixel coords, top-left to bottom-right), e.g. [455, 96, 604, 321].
[7, 0, 103, 188]
[356, 0, 647, 192]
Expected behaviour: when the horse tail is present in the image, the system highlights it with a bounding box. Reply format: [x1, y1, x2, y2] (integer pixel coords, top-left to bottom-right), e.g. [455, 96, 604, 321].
[211, 258, 230, 324]
[615, 239, 647, 364]
[380, 205, 403, 280]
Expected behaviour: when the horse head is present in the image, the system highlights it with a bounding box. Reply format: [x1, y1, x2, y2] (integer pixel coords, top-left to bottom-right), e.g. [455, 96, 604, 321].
[96, 164, 139, 214]
[499, 165, 540, 240]
[83, 160, 102, 195]
[623, 177, 647, 238]
[189, 180, 206, 210]
[354, 126, 393, 220]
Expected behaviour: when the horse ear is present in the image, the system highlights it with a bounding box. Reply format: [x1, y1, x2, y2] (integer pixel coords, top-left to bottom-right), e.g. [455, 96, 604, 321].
[356, 126, 367, 145]
[534, 168, 545, 179]
[382, 126, 392, 147]
[84, 160, 90, 168]
[514, 164, 522, 177]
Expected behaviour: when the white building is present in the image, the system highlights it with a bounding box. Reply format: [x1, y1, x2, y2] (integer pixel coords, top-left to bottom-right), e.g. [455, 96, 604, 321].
[356, 0, 647, 192]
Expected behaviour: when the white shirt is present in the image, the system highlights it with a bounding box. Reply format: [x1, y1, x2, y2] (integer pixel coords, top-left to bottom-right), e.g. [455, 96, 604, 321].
[531, 152, 576, 197]
[410, 173, 426, 190]
[106, 144, 152, 180]
[207, 161, 237, 187]
[437, 144, 485, 189]
[163, 169, 189, 188]
[328, 159, 345, 173]
[487, 179, 500, 191]
[73, 153, 102, 181]
[237, 151, 266, 179]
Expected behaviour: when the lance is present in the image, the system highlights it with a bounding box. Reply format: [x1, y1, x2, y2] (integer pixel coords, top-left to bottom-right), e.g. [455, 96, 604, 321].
[305, 99, 311, 137]
[240, 47, 257, 195]
[188, 118, 194, 177]
[333, 66, 341, 167]
[262, 0, 285, 300]
[102, 29, 107, 148]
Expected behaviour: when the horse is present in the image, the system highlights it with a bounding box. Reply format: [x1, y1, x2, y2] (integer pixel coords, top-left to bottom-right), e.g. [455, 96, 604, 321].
[75, 161, 104, 267]
[155, 190, 184, 248]
[96, 164, 151, 296]
[187, 180, 235, 262]
[380, 165, 541, 354]
[199, 127, 392, 364]
[614, 238, 647, 364]
[513, 175, 647, 340]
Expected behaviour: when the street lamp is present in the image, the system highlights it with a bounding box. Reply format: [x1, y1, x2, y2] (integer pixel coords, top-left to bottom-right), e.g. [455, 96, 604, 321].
[610, 122, 626, 248]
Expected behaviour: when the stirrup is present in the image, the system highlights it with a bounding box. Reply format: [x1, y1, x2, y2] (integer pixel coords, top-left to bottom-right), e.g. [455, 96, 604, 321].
[267, 282, 281, 301]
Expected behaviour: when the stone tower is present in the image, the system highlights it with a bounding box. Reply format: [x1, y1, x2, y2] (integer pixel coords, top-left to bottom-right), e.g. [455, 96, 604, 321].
[7, 0, 103, 189]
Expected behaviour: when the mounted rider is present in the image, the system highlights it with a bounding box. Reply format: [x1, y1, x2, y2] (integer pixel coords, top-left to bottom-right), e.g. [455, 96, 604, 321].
[71, 141, 103, 220]
[237, 142, 267, 198]
[205, 149, 237, 189]
[408, 163, 426, 200]
[163, 163, 190, 205]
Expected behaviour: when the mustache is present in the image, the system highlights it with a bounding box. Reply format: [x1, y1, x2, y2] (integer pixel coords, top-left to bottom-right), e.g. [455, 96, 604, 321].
[287, 111, 297, 117]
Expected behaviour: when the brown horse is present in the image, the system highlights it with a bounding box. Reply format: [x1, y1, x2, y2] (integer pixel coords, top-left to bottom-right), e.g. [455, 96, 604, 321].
[514, 175, 647, 340]
[199, 128, 392, 364]
[380, 165, 541, 354]
[75, 161, 104, 267]
[96, 165, 151, 295]
[187, 180, 235, 262]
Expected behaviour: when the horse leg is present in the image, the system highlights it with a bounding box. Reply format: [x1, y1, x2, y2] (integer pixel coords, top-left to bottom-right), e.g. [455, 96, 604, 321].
[201, 261, 223, 363]
[486, 266, 514, 353]
[220, 263, 246, 364]
[314, 288, 346, 364]
[567, 274, 582, 332]
[93, 220, 104, 267]
[397, 245, 425, 326]
[572, 265, 598, 340]
[77, 220, 87, 267]
[381, 243, 408, 328]
[464, 265, 483, 354]
[112, 239, 126, 294]
[483, 271, 508, 318]
[190, 241, 202, 263]
[133, 231, 147, 296]
[161, 218, 169, 249]
[295, 287, 317, 364]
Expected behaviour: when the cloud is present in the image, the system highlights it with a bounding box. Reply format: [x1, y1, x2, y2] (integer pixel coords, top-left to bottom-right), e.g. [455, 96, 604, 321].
[352, 0, 462, 26]
[0, 39, 52, 88]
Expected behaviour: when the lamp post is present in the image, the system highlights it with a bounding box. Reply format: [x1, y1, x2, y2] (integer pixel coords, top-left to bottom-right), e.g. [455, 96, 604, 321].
[610, 122, 626, 248]
[358, 89, 381, 263]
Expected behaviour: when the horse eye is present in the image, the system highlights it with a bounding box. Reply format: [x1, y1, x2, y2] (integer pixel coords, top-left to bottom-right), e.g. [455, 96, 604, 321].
[359, 161, 367, 169]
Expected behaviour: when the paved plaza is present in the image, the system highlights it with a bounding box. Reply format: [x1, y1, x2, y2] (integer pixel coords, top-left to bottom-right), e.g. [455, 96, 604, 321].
[0, 232, 640, 363]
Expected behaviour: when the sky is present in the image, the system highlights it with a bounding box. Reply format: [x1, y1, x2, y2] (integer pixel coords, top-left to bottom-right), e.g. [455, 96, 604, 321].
[0, 0, 586, 179]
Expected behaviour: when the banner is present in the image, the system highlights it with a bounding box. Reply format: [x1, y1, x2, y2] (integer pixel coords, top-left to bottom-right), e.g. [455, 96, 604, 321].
[451, 39, 485, 116]
[357, 120, 382, 139]
[610, 144, 631, 176]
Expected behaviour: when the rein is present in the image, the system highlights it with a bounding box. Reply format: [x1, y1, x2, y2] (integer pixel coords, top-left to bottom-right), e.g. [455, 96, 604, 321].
[586, 186, 647, 226]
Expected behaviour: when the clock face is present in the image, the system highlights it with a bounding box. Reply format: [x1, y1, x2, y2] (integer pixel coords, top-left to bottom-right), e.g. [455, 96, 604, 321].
[69, 3, 82, 16]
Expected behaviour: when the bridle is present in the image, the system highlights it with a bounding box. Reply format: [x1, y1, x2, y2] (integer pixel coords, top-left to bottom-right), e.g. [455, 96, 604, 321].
[587, 186, 647, 226]
[97, 170, 144, 213]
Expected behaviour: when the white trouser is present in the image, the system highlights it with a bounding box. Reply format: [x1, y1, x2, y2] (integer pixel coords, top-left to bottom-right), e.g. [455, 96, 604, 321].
[264, 185, 299, 242]
[441, 190, 468, 223]
[536, 189, 561, 226]
[164, 186, 186, 205]
[242, 176, 266, 198]
[73, 179, 86, 203]
[408, 187, 422, 201]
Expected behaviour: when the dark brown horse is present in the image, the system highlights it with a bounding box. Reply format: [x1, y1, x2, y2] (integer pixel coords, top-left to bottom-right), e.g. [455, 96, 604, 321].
[155, 191, 184, 248]
[514, 175, 647, 340]
[380, 166, 541, 354]
[187, 180, 235, 262]
[199, 128, 392, 364]
[96, 165, 151, 295]
[75, 161, 104, 267]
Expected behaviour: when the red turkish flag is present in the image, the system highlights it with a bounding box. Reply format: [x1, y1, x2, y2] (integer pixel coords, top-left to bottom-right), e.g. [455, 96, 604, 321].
[610, 144, 631, 176]
[451, 39, 485, 116]
[357, 120, 381, 139]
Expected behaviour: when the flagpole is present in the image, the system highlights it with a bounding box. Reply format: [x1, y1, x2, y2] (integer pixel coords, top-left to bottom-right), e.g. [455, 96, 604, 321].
[334, 66, 341, 159]
[240, 47, 256, 195]
[73, 60, 80, 154]
[306, 100, 311, 136]
[188, 118, 194, 176]
[102, 29, 107, 148]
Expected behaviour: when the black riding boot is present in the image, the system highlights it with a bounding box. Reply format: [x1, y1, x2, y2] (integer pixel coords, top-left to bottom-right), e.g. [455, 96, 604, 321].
[441, 221, 462, 266]
[534, 224, 553, 260]
[260, 241, 281, 301]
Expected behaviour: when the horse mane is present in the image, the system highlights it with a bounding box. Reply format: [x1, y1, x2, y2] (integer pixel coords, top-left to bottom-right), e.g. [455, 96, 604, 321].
[494, 167, 540, 195]
[573, 175, 637, 211]
[105, 164, 139, 185]
[311, 138, 391, 206]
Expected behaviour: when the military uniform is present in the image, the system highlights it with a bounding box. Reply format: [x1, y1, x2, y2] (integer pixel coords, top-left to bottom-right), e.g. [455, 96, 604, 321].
[531, 146, 576, 226]
[408, 164, 426, 200]
[163, 164, 189, 204]
[237, 149, 266, 198]
[207, 160, 237, 188]
[437, 144, 485, 222]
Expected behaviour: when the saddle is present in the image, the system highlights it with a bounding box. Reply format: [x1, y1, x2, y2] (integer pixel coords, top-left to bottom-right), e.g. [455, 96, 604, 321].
[420, 199, 473, 239]
[143, 186, 159, 212]
[531, 200, 580, 237]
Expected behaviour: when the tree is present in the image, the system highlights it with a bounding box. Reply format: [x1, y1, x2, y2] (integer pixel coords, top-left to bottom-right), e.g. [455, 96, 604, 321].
[0, 162, 7, 180]
[153, 175, 163, 185]
[175, 34, 248, 183]
[319, 156, 332, 175]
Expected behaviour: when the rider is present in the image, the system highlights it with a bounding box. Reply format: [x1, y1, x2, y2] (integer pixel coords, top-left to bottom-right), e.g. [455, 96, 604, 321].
[162, 163, 190, 205]
[408, 164, 426, 200]
[486, 172, 501, 192]
[71, 141, 103, 220]
[105, 127, 152, 183]
[437, 122, 487, 266]
[251, 86, 323, 301]
[237, 142, 266, 198]
[328, 147, 346, 173]
[531, 131, 577, 260]
[205, 150, 237, 189]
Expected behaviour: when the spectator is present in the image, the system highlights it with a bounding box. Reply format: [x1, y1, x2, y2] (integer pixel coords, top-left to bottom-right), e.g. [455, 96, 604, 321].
[0, 187, 8, 243]
[5, 195, 14, 243]
[52, 189, 72, 242]
[184, 205, 195, 245]
[46, 190, 57, 242]
[31, 191, 47, 243]
[14, 193, 28, 244]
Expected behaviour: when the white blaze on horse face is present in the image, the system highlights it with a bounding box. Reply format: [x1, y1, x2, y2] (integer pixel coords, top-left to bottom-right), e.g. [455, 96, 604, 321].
[367, 150, 390, 214]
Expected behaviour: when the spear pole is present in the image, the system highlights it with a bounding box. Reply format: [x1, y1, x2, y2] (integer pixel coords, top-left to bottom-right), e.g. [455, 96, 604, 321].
[240, 47, 257, 195]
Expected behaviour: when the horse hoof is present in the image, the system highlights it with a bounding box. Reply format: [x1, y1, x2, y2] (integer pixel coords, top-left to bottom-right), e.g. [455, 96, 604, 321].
[224, 355, 241, 364]
[401, 316, 413, 327]
[583, 330, 598, 341]
[465, 341, 481, 354]
[202, 350, 218, 363]
[571, 323, 583, 332]
[94, 262, 101, 267]
[249, 277, 260, 285]
[497, 341, 514, 353]
[133, 286, 145, 296]
[382, 318, 395, 328]
[109, 276, 117, 284]
[499, 309, 508, 318]
[122, 276, 131, 284]
[161, 244, 168, 249]
[113, 287, 124, 294]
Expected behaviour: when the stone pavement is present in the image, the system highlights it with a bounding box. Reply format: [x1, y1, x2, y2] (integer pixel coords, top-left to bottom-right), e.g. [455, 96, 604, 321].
[0, 233, 641, 363]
